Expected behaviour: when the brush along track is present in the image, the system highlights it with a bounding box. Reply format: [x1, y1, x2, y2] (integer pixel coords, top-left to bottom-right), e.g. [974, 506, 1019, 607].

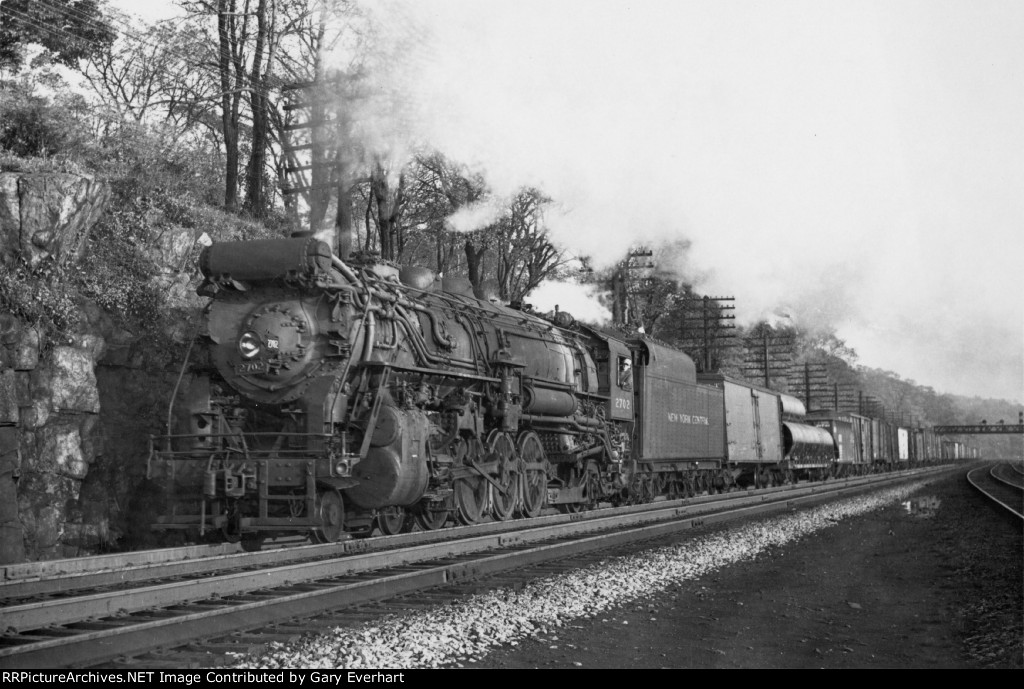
[0, 467, 953, 669]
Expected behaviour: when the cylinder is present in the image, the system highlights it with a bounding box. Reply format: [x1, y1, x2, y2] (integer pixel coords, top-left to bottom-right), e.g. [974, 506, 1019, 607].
[345, 407, 430, 508]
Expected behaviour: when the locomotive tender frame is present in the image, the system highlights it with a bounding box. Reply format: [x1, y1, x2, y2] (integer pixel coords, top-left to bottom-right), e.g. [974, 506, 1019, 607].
[148, 237, 958, 547]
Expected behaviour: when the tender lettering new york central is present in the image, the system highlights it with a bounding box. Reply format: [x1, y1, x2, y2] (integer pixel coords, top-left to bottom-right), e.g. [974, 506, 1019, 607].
[666, 412, 710, 425]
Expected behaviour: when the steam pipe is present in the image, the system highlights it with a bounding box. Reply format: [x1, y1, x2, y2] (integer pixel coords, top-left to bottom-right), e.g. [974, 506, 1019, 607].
[331, 255, 360, 285]
[362, 310, 377, 362]
[392, 305, 477, 368]
[520, 413, 605, 432]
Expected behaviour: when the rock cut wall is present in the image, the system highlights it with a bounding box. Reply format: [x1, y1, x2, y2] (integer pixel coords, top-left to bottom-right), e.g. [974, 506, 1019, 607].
[0, 172, 111, 563]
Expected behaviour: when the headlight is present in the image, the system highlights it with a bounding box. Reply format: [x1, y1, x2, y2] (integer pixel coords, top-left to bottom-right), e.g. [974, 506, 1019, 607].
[238, 331, 262, 359]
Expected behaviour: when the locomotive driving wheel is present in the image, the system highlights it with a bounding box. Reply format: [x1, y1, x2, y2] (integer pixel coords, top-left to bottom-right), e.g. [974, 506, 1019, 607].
[454, 439, 488, 525]
[487, 431, 519, 521]
[311, 489, 345, 543]
[517, 432, 547, 518]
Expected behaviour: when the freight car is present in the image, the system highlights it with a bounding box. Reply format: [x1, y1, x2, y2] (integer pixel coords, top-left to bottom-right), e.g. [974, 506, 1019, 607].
[147, 236, 945, 548]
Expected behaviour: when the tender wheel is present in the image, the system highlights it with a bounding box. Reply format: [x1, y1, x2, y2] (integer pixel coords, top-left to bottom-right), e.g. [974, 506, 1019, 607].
[488, 431, 518, 521]
[376, 505, 407, 536]
[652, 473, 667, 499]
[517, 432, 547, 518]
[627, 472, 653, 504]
[311, 489, 345, 543]
[639, 473, 654, 503]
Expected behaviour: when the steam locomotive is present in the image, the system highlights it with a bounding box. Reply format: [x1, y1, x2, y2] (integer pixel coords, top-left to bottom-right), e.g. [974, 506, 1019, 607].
[148, 236, 962, 548]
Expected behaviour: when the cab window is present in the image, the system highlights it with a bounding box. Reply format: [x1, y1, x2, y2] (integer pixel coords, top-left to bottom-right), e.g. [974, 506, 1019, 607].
[617, 355, 632, 390]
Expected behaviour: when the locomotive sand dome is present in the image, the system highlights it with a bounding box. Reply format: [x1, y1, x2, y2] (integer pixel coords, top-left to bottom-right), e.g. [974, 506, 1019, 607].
[149, 237, 961, 548]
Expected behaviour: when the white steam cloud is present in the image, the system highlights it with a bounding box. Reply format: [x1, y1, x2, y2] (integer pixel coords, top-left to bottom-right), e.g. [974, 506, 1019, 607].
[347, 0, 1023, 402]
[445, 198, 505, 233]
[526, 280, 612, 326]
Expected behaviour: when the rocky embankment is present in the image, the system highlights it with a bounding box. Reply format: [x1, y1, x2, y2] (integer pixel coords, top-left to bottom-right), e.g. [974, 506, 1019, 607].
[0, 171, 199, 563]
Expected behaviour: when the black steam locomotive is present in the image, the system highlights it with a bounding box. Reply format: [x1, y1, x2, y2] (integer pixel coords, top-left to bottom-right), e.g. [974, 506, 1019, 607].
[148, 236, 958, 548]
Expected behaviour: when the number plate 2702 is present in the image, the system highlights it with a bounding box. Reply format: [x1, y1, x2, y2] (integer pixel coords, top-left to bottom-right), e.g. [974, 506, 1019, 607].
[236, 360, 268, 374]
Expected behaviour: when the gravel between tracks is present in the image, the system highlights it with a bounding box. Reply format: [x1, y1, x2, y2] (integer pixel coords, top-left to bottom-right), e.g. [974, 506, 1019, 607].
[230, 474, 1024, 670]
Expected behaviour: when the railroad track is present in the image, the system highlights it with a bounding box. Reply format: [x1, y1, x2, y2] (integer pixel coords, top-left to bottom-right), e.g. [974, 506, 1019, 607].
[0, 466, 953, 669]
[967, 461, 1024, 519]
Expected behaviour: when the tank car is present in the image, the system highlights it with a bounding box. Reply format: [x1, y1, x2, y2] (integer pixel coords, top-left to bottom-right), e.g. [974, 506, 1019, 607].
[696, 373, 836, 486]
[806, 410, 872, 477]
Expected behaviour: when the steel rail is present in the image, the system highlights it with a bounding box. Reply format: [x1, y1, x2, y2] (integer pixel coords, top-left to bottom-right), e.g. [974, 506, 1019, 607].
[991, 461, 1024, 490]
[2, 469, 931, 601]
[0, 467, 953, 669]
[966, 462, 1023, 520]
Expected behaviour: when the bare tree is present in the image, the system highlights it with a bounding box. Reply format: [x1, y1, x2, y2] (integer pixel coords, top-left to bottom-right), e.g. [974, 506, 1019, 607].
[80, 19, 220, 137]
[211, 0, 251, 210]
[493, 188, 568, 302]
[404, 152, 486, 274]
[369, 155, 407, 261]
[243, 0, 280, 217]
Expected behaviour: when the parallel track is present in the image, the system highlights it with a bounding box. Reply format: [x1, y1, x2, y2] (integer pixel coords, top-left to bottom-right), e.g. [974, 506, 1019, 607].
[967, 461, 1024, 519]
[0, 466, 954, 669]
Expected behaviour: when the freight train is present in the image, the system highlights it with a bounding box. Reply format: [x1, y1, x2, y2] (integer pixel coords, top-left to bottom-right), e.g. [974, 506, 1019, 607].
[147, 236, 968, 549]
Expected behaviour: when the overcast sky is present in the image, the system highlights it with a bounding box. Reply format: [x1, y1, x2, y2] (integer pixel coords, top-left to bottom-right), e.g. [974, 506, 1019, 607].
[116, 0, 1023, 403]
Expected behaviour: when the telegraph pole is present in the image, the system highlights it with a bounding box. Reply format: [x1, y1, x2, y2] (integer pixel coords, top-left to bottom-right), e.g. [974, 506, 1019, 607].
[673, 295, 737, 372]
[743, 324, 793, 389]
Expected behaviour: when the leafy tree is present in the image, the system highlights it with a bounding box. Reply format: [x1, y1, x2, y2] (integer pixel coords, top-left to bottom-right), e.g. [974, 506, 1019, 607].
[0, 80, 92, 158]
[0, 0, 115, 72]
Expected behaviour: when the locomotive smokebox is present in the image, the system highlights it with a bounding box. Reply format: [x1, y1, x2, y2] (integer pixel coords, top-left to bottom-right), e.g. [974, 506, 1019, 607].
[199, 237, 332, 284]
